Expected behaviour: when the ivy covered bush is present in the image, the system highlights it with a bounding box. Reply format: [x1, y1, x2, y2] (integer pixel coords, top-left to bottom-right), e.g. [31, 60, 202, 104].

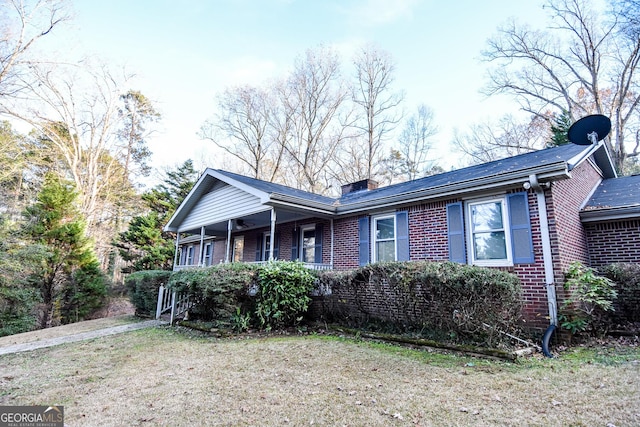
[600, 262, 640, 323]
[317, 261, 523, 346]
[125, 270, 172, 317]
[168, 263, 257, 323]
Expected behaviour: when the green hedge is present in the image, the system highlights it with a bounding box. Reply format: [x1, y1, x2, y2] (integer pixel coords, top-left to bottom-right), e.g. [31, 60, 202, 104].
[317, 261, 523, 346]
[167, 263, 257, 323]
[125, 270, 172, 317]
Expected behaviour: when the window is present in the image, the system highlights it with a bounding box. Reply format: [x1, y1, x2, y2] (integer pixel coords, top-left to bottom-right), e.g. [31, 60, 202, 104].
[232, 236, 244, 262]
[358, 212, 409, 265]
[264, 233, 271, 260]
[186, 245, 195, 265]
[301, 227, 316, 263]
[373, 215, 396, 262]
[468, 198, 510, 265]
[255, 233, 279, 261]
[203, 242, 212, 266]
[292, 225, 323, 264]
[446, 192, 534, 266]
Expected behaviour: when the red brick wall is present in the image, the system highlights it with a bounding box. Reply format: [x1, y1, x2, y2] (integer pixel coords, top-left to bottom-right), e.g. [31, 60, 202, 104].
[333, 216, 362, 270]
[548, 160, 602, 271]
[547, 160, 603, 307]
[585, 220, 640, 267]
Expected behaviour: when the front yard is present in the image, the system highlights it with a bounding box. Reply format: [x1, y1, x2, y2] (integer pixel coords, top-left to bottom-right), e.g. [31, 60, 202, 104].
[1, 326, 638, 426]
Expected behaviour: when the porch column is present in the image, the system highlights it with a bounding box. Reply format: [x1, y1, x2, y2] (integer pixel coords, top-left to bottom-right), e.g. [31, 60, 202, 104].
[269, 208, 276, 261]
[198, 226, 205, 266]
[173, 233, 181, 270]
[225, 219, 232, 263]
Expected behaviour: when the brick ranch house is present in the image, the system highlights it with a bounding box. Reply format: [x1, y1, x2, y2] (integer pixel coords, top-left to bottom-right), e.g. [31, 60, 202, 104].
[164, 142, 640, 329]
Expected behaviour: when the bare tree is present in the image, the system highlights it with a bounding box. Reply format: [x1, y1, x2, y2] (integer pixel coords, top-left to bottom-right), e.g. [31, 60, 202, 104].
[1, 62, 130, 242]
[351, 44, 404, 180]
[395, 104, 438, 180]
[453, 115, 550, 165]
[482, 0, 640, 173]
[0, 0, 69, 98]
[278, 46, 351, 192]
[200, 85, 283, 181]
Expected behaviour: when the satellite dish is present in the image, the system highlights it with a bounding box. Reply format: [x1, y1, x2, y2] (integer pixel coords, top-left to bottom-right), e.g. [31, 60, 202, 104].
[567, 114, 611, 145]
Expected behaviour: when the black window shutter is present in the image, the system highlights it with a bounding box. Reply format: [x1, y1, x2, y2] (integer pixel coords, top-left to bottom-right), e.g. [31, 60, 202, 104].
[358, 217, 370, 266]
[291, 228, 299, 261]
[314, 224, 324, 263]
[396, 211, 409, 261]
[446, 202, 466, 263]
[255, 234, 263, 261]
[507, 192, 535, 264]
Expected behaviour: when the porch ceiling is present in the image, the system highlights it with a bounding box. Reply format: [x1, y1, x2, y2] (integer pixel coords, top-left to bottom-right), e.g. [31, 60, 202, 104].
[179, 208, 320, 237]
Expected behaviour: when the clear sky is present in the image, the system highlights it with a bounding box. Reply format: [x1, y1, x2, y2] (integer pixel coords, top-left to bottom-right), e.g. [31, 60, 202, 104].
[46, 0, 550, 178]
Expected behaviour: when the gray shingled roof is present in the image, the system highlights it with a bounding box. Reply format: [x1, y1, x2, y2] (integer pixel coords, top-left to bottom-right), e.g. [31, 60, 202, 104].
[337, 144, 590, 206]
[584, 175, 640, 209]
[214, 169, 336, 205]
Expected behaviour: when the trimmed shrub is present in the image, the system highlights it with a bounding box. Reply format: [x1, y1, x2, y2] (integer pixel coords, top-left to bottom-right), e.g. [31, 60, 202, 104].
[255, 261, 316, 330]
[600, 262, 640, 323]
[168, 263, 257, 324]
[125, 270, 172, 317]
[317, 261, 523, 346]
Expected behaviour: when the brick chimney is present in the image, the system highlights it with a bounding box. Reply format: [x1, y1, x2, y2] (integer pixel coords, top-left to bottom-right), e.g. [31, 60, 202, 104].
[341, 178, 379, 195]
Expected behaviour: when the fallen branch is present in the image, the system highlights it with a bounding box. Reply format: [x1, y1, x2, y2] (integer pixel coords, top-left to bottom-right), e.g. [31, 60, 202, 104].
[330, 326, 518, 362]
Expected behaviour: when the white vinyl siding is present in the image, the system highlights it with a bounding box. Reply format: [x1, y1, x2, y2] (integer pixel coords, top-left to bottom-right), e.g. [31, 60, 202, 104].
[179, 185, 269, 232]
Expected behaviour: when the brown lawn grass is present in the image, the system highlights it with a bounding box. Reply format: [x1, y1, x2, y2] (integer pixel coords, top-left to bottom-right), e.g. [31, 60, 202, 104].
[0, 326, 638, 426]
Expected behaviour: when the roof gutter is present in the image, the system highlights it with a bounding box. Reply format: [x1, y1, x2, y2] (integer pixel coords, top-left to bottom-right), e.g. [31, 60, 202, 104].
[580, 206, 640, 222]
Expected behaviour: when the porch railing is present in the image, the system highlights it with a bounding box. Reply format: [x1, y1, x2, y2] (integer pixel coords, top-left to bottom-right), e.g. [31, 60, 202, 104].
[173, 261, 334, 271]
[156, 284, 191, 325]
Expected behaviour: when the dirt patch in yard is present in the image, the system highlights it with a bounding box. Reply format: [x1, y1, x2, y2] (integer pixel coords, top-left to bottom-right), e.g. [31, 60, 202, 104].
[0, 327, 638, 426]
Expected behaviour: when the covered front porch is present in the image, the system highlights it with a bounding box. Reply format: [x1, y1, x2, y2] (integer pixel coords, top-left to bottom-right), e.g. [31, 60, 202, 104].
[164, 169, 338, 271]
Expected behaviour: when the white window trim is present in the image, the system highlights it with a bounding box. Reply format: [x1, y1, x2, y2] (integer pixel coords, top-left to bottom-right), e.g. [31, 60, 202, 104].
[371, 213, 397, 263]
[466, 196, 513, 267]
[203, 242, 212, 266]
[300, 225, 315, 263]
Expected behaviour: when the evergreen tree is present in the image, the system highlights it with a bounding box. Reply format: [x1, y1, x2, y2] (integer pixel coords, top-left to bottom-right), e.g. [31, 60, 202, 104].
[21, 173, 106, 328]
[548, 110, 572, 147]
[115, 160, 199, 272]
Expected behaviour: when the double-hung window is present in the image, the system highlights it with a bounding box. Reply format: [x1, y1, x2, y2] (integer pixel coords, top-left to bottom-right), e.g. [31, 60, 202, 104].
[358, 211, 409, 265]
[373, 215, 396, 262]
[468, 198, 510, 265]
[447, 192, 534, 267]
